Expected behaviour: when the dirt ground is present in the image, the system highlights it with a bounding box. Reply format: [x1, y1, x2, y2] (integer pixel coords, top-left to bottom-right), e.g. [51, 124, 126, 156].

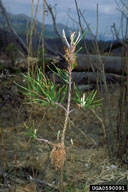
[0, 74, 128, 192]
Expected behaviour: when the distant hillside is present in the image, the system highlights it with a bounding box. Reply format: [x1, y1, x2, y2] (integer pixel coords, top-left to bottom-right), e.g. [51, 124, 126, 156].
[0, 11, 115, 56]
[0, 12, 79, 39]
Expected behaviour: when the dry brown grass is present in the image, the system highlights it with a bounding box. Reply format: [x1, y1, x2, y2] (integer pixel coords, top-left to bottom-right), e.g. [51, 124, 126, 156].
[0, 77, 127, 191]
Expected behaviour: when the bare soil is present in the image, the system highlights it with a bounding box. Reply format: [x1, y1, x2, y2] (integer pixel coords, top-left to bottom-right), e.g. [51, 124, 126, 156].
[0, 75, 128, 192]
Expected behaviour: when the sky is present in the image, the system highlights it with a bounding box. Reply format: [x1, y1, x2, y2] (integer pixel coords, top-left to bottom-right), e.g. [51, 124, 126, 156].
[3, 0, 121, 39]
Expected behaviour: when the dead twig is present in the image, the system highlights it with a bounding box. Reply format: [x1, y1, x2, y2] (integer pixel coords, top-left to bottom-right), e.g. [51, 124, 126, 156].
[29, 176, 59, 190]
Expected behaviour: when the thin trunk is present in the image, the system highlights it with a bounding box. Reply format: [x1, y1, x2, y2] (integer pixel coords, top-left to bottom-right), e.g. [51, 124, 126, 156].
[0, 0, 28, 55]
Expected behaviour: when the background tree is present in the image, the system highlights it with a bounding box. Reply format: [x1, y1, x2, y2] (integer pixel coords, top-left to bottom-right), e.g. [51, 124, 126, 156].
[0, 0, 28, 55]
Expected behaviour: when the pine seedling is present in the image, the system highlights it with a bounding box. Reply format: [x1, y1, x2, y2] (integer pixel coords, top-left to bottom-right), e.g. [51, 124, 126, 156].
[16, 30, 102, 191]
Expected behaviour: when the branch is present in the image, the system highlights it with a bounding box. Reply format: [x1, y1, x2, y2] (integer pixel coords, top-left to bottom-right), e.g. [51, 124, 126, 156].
[45, 0, 66, 46]
[0, 0, 28, 55]
[112, 23, 122, 42]
[29, 176, 58, 190]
